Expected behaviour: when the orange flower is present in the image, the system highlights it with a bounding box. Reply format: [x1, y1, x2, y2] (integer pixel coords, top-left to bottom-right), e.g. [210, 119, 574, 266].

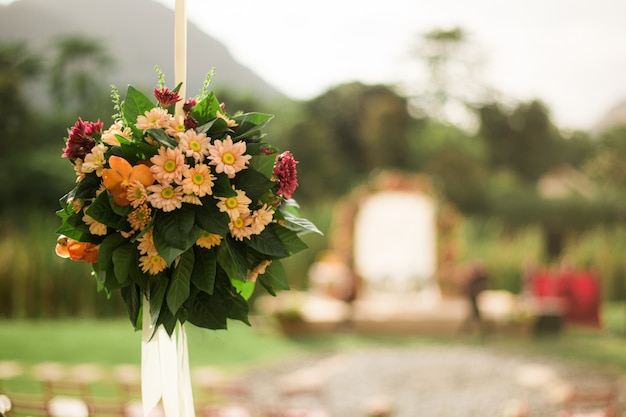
[102, 156, 154, 206]
[55, 236, 99, 264]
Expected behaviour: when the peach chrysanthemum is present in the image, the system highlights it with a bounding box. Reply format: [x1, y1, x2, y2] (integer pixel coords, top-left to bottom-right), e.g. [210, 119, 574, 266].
[137, 228, 157, 255]
[147, 183, 183, 212]
[82, 213, 107, 236]
[81, 144, 108, 177]
[102, 122, 132, 146]
[127, 204, 152, 231]
[229, 214, 253, 241]
[73, 158, 86, 183]
[121, 230, 135, 239]
[150, 147, 188, 185]
[70, 198, 84, 213]
[247, 259, 272, 282]
[181, 164, 215, 197]
[135, 107, 172, 131]
[196, 230, 222, 249]
[182, 194, 202, 205]
[216, 110, 238, 128]
[250, 204, 274, 235]
[165, 114, 186, 137]
[140, 253, 167, 275]
[216, 189, 251, 219]
[96, 182, 107, 197]
[126, 180, 148, 208]
[207, 136, 251, 179]
[178, 130, 210, 162]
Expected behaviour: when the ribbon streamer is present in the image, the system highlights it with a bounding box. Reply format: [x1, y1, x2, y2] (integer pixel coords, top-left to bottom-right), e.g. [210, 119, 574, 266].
[141, 297, 196, 417]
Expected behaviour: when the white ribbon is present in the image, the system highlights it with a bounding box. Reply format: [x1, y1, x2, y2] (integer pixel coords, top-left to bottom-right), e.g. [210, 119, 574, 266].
[141, 297, 196, 417]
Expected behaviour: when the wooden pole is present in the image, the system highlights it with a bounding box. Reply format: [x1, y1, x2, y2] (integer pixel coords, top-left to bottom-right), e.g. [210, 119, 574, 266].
[174, 0, 187, 117]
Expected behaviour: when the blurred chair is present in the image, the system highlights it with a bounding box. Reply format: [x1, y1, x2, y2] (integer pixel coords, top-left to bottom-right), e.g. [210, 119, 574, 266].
[0, 395, 11, 416]
[557, 385, 617, 417]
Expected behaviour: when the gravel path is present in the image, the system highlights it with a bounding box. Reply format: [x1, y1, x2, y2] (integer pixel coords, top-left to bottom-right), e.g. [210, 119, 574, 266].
[234, 344, 625, 417]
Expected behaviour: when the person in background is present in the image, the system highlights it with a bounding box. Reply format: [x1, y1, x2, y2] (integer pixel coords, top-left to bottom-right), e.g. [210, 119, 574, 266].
[460, 260, 489, 336]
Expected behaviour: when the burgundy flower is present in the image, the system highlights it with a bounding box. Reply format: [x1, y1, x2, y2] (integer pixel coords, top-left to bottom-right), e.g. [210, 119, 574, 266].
[84, 119, 103, 137]
[260, 146, 276, 156]
[183, 98, 196, 113]
[153, 87, 181, 107]
[184, 115, 198, 130]
[62, 118, 96, 160]
[273, 151, 299, 199]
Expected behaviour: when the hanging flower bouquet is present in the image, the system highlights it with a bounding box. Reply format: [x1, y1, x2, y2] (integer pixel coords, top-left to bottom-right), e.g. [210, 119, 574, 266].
[55, 70, 320, 335]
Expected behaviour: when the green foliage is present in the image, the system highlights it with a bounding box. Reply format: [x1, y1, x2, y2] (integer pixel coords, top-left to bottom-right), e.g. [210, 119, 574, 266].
[477, 100, 564, 182]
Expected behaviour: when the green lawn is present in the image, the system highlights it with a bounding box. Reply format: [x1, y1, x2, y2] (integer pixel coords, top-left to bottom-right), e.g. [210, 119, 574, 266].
[1, 305, 626, 396]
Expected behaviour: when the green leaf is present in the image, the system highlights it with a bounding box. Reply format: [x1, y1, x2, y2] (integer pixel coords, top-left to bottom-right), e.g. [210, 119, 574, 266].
[205, 118, 230, 138]
[249, 154, 277, 179]
[232, 112, 274, 141]
[56, 211, 96, 242]
[166, 249, 194, 315]
[217, 237, 249, 282]
[121, 284, 142, 330]
[85, 192, 130, 231]
[121, 141, 158, 162]
[277, 204, 324, 236]
[233, 169, 275, 202]
[190, 92, 220, 126]
[94, 233, 127, 273]
[123, 86, 155, 139]
[149, 275, 169, 328]
[193, 198, 230, 235]
[153, 207, 202, 264]
[258, 260, 290, 292]
[211, 174, 237, 197]
[231, 279, 256, 300]
[146, 128, 178, 149]
[73, 172, 100, 200]
[185, 288, 228, 330]
[224, 288, 250, 325]
[191, 246, 217, 294]
[245, 227, 289, 258]
[112, 243, 134, 285]
[155, 303, 177, 336]
[273, 225, 309, 256]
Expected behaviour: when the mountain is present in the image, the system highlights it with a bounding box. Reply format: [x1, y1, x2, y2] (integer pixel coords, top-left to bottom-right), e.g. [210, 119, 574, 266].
[590, 101, 626, 137]
[0, 0, 284, 101]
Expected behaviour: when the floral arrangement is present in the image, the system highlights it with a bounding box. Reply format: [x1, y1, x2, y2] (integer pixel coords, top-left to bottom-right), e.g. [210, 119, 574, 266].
[55, 70, 320, 335]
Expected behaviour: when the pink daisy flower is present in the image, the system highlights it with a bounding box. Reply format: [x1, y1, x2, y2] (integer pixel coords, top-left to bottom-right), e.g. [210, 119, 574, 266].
[135, 107, 172, 131]
[207, 136, 251, 179]
[137, 228, 157, 255]
[250, 204, 274, 235]
[216, 189, 251, 220]
[178, 130, 210, 162]
[165, 114, 187, 137]
[229, 214, 253, 241]
[150, 147, 188, 185]
[196, 231, 222, 249]
[140, 253, 167, 275]
[181, 164, 215, 197]
[147, 183, 184, 212]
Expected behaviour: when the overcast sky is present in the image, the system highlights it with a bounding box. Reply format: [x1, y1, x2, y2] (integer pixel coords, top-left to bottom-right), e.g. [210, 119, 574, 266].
[3, 0, 625, 130]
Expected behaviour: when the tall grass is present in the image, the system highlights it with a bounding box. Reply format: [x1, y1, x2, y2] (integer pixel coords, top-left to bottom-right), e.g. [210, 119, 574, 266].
[1, 207, 623, 319]
[0, 211, 127, 318]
